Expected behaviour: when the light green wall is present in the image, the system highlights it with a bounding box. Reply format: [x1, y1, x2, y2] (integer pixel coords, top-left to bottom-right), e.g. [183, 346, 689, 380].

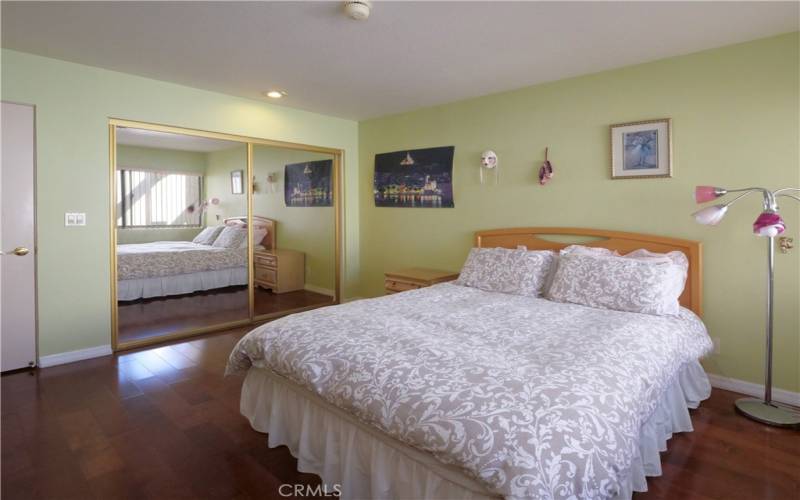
[116, 144, 208, 244]
[203, 145, 249, 225]
[252, 146, 336, 291]
[358, 33, 800, 392]
[117, 144, 207, 173]
[1, 48, 359, 357]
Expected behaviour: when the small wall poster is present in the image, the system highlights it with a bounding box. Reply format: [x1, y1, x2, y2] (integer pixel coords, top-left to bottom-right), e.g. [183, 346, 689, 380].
[284, 159, 333, 207]
[610, 118, 672, 179]
[374, 146, 455, 208]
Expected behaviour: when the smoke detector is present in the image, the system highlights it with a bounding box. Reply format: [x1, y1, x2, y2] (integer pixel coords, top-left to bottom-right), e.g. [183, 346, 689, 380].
[343, 1, 372, 21]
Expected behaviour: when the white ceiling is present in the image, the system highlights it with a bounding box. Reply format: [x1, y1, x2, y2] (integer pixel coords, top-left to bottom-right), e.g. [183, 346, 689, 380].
[117, 127, 240, 152]
[2, 2, 797, 120]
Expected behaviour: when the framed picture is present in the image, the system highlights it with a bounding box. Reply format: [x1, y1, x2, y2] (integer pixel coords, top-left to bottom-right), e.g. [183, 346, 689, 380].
[230, 170, 244, 194]
[374, 146, 455, 208]
[284, 159, 333, 207]
[610, 118, 672, 179]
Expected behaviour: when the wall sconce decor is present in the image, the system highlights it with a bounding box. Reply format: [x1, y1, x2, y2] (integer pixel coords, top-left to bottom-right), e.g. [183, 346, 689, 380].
[267, 172, 279, 193]
[538, 147, 554, 185]
[479, 150, 498, 185]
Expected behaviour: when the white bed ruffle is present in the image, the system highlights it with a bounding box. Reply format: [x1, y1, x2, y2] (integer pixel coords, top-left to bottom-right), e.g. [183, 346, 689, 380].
[118, 267, 247, 301]
[240, 361, 711, 500]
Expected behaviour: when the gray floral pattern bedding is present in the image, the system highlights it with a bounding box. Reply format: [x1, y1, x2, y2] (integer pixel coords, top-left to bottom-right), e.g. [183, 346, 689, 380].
[227, 283, 712, 499]
[117, 241, 247, 280]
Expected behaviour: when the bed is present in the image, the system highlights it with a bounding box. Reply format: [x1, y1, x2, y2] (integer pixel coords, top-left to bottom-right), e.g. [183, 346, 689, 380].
[117, 216, 276, 301]
[226, 228, 711, 499]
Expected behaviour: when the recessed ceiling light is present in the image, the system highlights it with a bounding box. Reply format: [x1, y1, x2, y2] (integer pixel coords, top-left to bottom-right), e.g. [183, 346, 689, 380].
[263, 90, 287, 99]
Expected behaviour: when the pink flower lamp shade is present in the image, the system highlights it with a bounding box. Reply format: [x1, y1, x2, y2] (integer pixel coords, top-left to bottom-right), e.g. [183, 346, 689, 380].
[695, 185, 724, 203]
[753, 211, 785, 237]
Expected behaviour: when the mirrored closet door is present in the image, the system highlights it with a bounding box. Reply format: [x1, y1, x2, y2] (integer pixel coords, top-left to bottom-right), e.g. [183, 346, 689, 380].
[113, 126, 250, 347]
[251, 145, 337, 318]
[110, 120, 341, 350]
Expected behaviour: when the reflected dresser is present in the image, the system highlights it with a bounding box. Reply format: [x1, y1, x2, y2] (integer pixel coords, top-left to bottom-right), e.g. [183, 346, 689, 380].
[254, 248, 305, 294]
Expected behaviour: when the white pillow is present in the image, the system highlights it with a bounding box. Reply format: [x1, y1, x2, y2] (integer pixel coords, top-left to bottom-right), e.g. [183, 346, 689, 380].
[560, 245, 620, 257]
[623, 249, 688, 306]
[546, 251, 686, 316]
[192, 226, 224, 246]
[456, 247, 556, 296]
[212, 226, 248, 249]
[241, 227, 268, 249]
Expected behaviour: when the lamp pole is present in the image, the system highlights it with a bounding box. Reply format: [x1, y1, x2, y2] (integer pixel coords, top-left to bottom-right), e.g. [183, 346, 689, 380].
[694, 186, 800, 428]
[764, 235, 774, 406]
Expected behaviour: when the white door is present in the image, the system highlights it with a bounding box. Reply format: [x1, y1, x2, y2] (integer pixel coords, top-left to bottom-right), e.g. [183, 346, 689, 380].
[1, 102, 37, 371]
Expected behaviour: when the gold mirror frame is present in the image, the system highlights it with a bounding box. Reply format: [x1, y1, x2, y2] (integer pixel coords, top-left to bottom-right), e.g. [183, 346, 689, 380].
[109, 118, 344, 351]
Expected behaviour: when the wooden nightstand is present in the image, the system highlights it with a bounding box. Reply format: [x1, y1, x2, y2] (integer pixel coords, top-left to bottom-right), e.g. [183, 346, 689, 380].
[254, 249, 305, 294]
[384, 267, 459, 294]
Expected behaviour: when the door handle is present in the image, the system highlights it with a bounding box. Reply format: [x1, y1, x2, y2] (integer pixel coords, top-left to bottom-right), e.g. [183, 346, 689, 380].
[1, 247, 30, 256]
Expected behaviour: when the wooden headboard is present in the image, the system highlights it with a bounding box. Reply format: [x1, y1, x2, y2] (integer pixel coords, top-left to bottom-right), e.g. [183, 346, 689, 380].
[223, 216, 276, 250]
[475, 227, 703, 317]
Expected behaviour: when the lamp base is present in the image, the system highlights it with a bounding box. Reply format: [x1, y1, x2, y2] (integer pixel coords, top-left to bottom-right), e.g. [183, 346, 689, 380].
[734, 398, 800, 428]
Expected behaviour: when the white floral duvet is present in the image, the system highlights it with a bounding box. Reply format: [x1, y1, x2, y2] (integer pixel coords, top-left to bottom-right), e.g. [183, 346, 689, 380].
[227, 283, 712, 499]
[117, 241, 247, 280]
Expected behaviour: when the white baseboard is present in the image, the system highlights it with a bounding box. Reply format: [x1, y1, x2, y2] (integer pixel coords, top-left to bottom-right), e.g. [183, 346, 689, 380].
[342, 296, 365, 303]
[708, 373, 800, 406]
[38, 345, 112, 368]
[304, 284, 335, 297]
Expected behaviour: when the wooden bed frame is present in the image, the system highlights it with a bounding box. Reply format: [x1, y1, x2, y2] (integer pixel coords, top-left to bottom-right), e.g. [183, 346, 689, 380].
[475, 227, 703, 317]
[223, 215, 276, 250]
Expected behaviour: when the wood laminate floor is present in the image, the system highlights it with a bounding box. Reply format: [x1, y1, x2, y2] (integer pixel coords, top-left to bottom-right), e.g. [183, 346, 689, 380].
[2, 327, 798, 499]
[118, 287, 333, 343]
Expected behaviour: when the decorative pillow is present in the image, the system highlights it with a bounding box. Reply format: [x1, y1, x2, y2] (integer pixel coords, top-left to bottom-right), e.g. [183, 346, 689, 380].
[212, 226, 248, 249]
[560, 245, 620, 257]
[623, 249, 689, 306]
[243, 227, 268, 249]
[456, 247, 556, 296]
[546, 252, 685, 316]
[192, 226, 224, 246]
[624, 248, 688, 269]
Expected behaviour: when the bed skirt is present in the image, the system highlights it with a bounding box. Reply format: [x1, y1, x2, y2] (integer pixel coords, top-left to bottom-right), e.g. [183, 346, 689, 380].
[240, 362, 711, 499]
[118, 267, 248, 301]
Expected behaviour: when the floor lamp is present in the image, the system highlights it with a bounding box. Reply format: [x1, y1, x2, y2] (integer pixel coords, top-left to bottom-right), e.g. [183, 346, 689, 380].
[693, 185, 800, 428]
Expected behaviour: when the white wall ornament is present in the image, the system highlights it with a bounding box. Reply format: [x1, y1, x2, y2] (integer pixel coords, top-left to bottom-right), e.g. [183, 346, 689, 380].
[480, 150, 499, 184]
[266, 172, 279, 193]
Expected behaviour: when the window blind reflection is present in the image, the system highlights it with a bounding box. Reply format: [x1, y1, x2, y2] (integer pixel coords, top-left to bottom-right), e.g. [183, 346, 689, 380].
[116, 169, 202, 227]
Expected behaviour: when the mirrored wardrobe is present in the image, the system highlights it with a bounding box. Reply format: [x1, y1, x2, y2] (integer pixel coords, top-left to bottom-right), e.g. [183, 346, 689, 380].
[110, 120, 341, 350]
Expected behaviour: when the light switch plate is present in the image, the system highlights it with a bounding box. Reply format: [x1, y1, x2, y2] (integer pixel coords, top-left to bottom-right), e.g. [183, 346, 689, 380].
[65, 212, 86, 226]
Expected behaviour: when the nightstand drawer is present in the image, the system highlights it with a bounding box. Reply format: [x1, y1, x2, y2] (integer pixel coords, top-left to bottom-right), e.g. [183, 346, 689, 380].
[384, 279, 421, 293]
[255, 267, 276, 284]
[255, 254, 277, 267]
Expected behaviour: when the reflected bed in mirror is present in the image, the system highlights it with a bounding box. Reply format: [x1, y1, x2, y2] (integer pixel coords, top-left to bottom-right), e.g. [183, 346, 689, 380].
[115, 127, 251, 344]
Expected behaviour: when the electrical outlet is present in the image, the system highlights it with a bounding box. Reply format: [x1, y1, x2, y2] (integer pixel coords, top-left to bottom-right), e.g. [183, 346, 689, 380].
[712, 337, 720, 354]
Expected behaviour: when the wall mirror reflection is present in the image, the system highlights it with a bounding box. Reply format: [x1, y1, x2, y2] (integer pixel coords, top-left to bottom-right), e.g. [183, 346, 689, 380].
[251, 144, 337, 318]
[114, 127, 250, 346]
